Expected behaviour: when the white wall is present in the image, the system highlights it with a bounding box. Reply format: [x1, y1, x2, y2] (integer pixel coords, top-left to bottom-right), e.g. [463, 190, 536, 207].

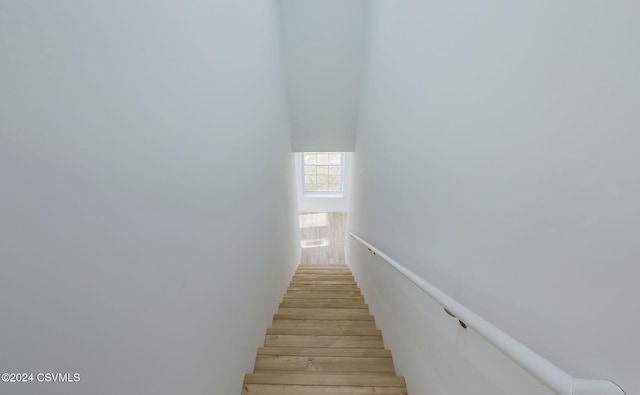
[0, 1, 298, 394]
[349, 1, 640, 395]
[295, 152, 353, 213]
[281, 0, 366, 152]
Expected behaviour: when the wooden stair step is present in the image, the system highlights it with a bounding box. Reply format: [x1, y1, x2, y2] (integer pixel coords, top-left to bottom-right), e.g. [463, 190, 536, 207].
[283, 292, 364, 299]
[290, 280, 357, 285]
[281, 297, 366, 304]
[254, 355, 395, 373]
[297, 265, 349, 270]
[279, 301, 368, 309]
[288, 286, 359, 290]
[274, 313, 374, 321]
[243, 372, 406, 387]
[257, 347, 392, 358]
[293, 274, 355, 278]
[267, 327, 382, 336]
[290, 282, 356, 286]
[242, 384, 407, 394]
[264, 335, 384, 348]
[271, 319, 378, 330]
[275, 309, 373, 319]
[289, 284, 357, 287]
[287, 289, 360, 293]
[294, 270, 352, 274]
[290, 281, 357, 284]
[280, 300, 367, 307]
[277, 308, 370, 316]
[286, 288, 362, 294]
[289, 283, 360, 291]
[283, 296, 365, 302]
[294, 271, 353, 275]
[289, 284, 357, 288]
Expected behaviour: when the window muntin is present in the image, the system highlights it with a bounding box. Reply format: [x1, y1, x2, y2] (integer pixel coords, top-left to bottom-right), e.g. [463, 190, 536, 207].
[302, 152, 344, 194]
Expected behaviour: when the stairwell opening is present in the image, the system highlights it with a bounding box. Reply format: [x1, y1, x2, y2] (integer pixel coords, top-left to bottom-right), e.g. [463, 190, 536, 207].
[294, 152, 353, 266]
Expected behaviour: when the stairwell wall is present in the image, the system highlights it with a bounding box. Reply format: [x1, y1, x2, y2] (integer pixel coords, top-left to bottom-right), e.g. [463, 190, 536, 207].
[0, 1, 298, 394]
[281, 0, 366, 152]
[348, 1, 640, 395]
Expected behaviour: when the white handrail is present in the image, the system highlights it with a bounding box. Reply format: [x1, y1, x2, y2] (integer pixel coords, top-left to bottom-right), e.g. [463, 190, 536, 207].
[348, 232, 625, 395]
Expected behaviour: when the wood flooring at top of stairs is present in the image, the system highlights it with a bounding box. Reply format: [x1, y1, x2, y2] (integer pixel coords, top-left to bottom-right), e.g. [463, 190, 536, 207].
[241, 264, 408, 395]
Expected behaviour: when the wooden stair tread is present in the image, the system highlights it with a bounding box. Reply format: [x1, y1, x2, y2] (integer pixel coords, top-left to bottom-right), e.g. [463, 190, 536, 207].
[288, 286, 360, 291]
[285, 289, 363, 294]
[258, 347, 391, 358]
[283, 293, 364, 299]
[291, 283, 356, 286]
[267, 327, 381, 336]
[264, 335, 384, 348]
[290, 281, 358, 286]
[274, 313, 374, 321]
[279, 302, 368, 309]
[275, 310, 373, 321]
[294, 271, 353, 276]
[278, 307, 370, 315]
[281, 298, 366, 304]
[254, 355, 395, 373]
[257, 347, 392, 357]
[271, 319, 378, 329]
[292, 276, 356, 280]
[297, 265, 349, 269]
[244, 372, 406, 387]
[242, 384, 408, 394]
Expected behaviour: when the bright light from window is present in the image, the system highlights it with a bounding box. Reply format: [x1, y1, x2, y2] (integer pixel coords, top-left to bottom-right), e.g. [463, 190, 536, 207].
[303, 152, 344, 194]
[299, 213, 329, 228]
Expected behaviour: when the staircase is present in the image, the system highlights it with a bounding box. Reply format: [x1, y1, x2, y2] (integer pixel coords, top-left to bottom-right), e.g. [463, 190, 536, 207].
[242, 264, 408, 394]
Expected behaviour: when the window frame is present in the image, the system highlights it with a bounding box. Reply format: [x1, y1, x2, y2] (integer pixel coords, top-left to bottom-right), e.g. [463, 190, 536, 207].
[301, 152, 345, 197]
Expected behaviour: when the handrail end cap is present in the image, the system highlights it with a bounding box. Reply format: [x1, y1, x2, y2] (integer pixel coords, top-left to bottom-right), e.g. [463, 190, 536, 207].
[573, 379, 625, 395]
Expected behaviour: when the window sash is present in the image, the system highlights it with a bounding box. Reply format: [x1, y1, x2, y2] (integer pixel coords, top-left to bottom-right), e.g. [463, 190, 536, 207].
[302, 152, 344, 194]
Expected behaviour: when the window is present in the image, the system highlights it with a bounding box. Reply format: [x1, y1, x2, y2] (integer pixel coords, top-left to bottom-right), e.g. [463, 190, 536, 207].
[303, 152, 344, 194]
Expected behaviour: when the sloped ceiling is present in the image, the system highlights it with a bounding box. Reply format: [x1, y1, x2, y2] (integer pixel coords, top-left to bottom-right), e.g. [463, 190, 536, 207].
[280, 0, 366, 152]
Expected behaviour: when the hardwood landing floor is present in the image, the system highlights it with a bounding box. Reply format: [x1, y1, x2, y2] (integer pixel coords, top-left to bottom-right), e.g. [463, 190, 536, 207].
[299, 212, 347, 265]
[241, 264, 408, 395]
